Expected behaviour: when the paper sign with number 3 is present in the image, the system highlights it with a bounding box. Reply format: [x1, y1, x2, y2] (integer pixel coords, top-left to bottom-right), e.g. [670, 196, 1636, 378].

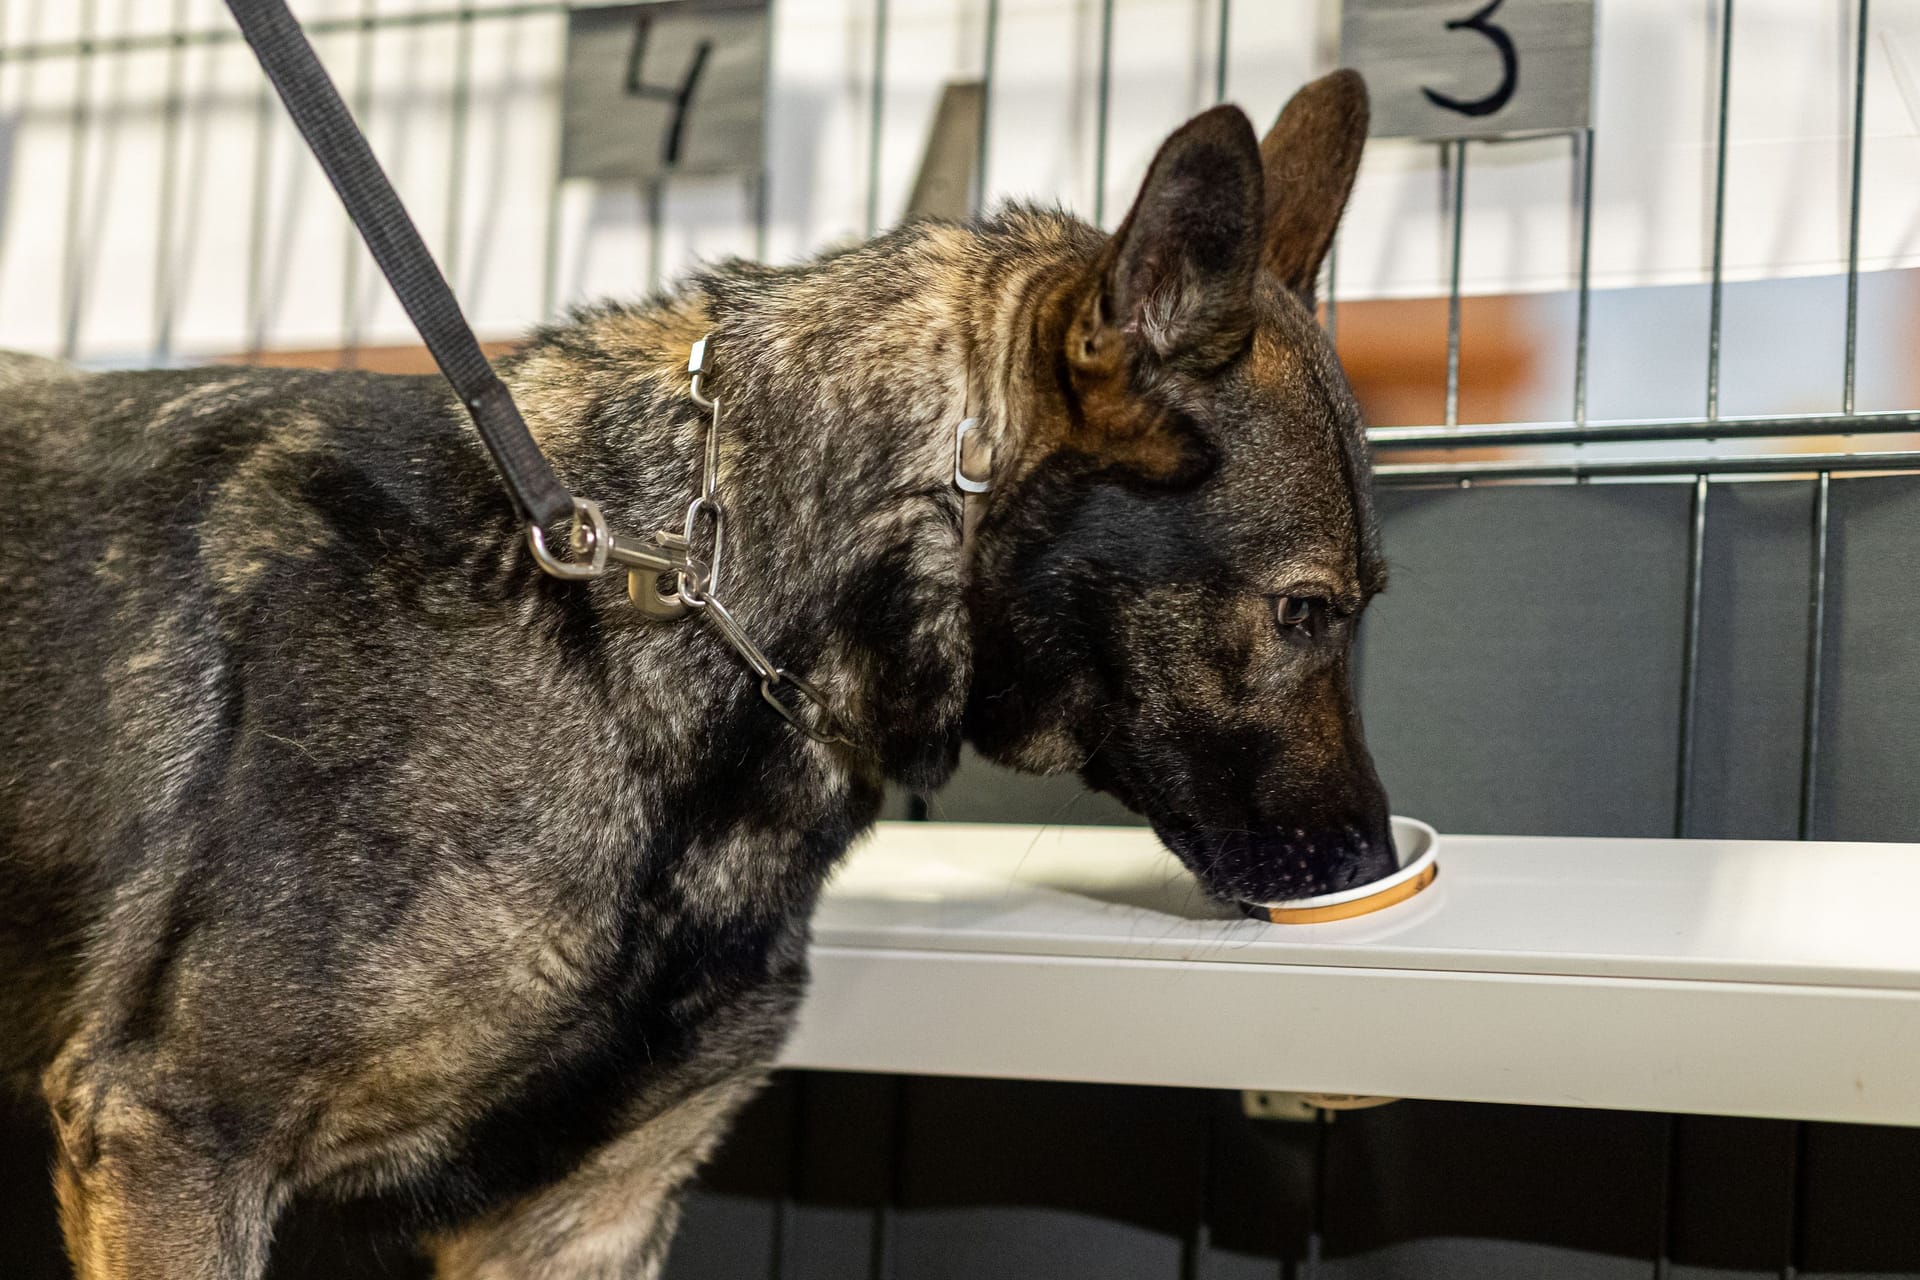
[1342, 0, 1593, 140]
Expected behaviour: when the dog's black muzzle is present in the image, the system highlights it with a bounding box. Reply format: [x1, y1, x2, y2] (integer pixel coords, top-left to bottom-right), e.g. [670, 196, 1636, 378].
[1151, 809, 1396, 905]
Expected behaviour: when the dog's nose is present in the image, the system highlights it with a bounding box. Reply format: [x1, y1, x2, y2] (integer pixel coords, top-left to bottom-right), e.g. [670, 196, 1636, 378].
[1237, 821, 1397, 902]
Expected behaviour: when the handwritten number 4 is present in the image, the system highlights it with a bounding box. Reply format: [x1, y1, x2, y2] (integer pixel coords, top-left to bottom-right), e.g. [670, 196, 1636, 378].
[1422, 0, 1518, 118]
[626, 14, 713, 168]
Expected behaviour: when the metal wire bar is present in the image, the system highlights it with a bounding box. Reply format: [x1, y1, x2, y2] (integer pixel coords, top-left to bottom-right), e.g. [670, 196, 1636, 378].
[1573, 127, 1595, 426]
[1369, 409, 1920, 450]
[1843, 0, 1870, 414]
[444, 2, 475, 288]
[1376, 449, 1920, 485]
[864, 0, 889, 235]
[1674, 476, 1710, 838]
[646, 180, 664, 293]
[0, 3, 570, 63]
[57, 0, 97, 360]
[1784, 1119, 1811, 1280]
[340, 0, 379, 369]
[0, 1, 44, 317]
[1180, 1098, 1214, 1280]
[1654, 1114, 1681, 1280]
[245, 74, 273, 357]
[540, 7, 566, 321]
[1325, 238, 1338, 345]
[1304, 1109, 1331, 1278]
[751, 167, 769, 265]
[152, 0, 192, 362]
[1092, 0, 1115, 227]
[771, 1073, 805, 1280]
[973, 0, 998, 216]
[1444, 139, 1466, 428]
[1213, 0, 1229, 103]
[1706, 0, 1735, 420]
[868, 1073, 909, 1280]
[1797, 472, 1831, 840]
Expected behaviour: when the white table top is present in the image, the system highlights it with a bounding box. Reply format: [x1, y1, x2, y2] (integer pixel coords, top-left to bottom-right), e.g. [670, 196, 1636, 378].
[784, 822, 1920, 1125]
[815, 821, 1920, 990]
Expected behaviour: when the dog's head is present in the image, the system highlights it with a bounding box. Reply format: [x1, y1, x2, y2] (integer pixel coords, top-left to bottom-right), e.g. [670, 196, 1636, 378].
[966, 72, 1390, 906]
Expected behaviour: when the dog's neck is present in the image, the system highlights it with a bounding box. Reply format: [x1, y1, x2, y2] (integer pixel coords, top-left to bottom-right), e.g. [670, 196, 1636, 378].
[501, 210, 1101, 793]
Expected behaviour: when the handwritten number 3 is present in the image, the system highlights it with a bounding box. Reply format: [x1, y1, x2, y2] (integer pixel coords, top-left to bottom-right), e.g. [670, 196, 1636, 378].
[1422, 0, 1518, 118]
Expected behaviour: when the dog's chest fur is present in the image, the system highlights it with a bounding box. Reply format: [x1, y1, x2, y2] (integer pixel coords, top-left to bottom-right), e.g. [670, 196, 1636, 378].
[0, 212, 1099, 1219]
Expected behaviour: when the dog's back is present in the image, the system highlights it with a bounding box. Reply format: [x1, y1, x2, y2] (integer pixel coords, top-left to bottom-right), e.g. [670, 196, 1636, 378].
[0, 357, 501, 1087]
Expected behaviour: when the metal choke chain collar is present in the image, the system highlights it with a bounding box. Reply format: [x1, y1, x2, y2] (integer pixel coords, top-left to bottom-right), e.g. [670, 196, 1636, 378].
[527, 336, 854, 746]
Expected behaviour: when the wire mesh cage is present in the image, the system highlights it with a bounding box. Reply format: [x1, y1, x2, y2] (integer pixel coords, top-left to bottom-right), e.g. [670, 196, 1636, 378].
[0, 0, 1915, 839]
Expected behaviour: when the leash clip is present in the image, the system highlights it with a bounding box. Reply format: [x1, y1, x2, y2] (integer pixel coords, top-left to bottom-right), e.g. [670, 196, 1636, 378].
[527, 498, 698, 625]
[527, 497, 613, 580]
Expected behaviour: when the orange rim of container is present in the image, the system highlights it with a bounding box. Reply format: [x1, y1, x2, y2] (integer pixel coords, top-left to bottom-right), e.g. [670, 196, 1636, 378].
[1260, 862, 1438, 924]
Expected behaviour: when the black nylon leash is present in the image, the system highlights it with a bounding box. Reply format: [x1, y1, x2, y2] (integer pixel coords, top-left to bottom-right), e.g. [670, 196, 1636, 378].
[223, 0, 573, 531]
[223, 0, 857, 745]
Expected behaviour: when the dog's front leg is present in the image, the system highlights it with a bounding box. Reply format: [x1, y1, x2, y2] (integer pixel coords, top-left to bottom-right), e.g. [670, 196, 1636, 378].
[428, 1072, 763, 1280]
[44, 1041, 276, 1280]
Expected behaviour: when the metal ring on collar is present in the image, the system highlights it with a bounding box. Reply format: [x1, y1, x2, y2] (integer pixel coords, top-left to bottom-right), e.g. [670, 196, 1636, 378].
[954, 417, 992, 494]
[526, 496, 612, 580]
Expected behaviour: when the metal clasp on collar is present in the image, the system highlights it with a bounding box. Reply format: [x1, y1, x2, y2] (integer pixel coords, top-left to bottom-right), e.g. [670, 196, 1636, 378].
[524, 336, 857, 747]
[526, 497, 698, 619]
[954, 417, 992, 494]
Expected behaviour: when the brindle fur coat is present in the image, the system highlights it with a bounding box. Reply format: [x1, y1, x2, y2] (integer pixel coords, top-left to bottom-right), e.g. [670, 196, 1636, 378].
[0, 74, 1388, 1278]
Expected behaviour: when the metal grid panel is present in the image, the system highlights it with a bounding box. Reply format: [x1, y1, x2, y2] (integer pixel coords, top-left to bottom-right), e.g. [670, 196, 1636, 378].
[0, 8, 1915, 1279]
[0, 0, 1899, 876]
[0, 8, 1903, 839]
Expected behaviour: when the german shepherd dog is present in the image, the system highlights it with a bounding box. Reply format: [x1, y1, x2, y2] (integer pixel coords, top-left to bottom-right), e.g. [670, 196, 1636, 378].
[0, 72, 1387, 1278]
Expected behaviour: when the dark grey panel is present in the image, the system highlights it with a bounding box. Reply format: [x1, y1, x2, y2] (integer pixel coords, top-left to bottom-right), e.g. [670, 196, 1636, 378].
[1203, 1251, 1284, 1280]
[666, 1075, 796, 1280]
[891, 1078, 1206, 1280]
[667, 1193, 781, 1279]
[1324, 1237, 1647, 1280]
[1815, 475, 1920, 842]
[927, 746, 1146, 828]
[1202, 1091, 1315, 1274]
[893, 1207, 1184, 1280]
[1359, 484, 1692, 836]
[1797, 1123, 1920, 1279]
[0, 1099, 71, 1280]
[267, 1209, 427, 1280]
[1319, 1101, 1666, 1279]
[1688, 481, 1817, 840]
[788, 1072, 900, 1280]
[1666, 1116, 1796, 1280]
[787, 1204, 884, 1280]
[880, 786, 917, 822]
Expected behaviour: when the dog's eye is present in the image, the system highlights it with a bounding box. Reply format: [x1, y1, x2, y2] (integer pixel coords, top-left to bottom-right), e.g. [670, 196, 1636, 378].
[1274, 596, 1319, 632]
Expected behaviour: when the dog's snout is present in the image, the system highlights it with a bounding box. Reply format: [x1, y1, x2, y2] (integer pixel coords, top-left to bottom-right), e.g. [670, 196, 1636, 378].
[1153, 805, 1396, 906]
[1244, 818, 1396, 901]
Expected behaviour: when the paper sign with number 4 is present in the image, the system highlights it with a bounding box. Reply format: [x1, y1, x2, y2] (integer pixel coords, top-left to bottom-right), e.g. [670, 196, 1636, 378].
[1341, 0, 1595, 140]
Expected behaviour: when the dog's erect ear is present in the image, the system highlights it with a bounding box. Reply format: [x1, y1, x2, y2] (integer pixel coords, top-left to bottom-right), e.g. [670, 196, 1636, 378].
[1075, 104, 1264, 373]
[1259, 69, 1369, 301]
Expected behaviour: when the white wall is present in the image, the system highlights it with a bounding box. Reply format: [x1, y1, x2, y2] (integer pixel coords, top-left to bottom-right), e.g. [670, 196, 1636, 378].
[0, 0, 1915, 371]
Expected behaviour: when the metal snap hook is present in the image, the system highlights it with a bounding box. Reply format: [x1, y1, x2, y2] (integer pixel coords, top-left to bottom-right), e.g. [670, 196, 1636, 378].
[527, 496, 612, 580]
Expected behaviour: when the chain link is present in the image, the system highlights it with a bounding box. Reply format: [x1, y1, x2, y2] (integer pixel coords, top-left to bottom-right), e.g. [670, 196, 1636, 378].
[672, 336, 854, 747]
[523, 336, 856, 746]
